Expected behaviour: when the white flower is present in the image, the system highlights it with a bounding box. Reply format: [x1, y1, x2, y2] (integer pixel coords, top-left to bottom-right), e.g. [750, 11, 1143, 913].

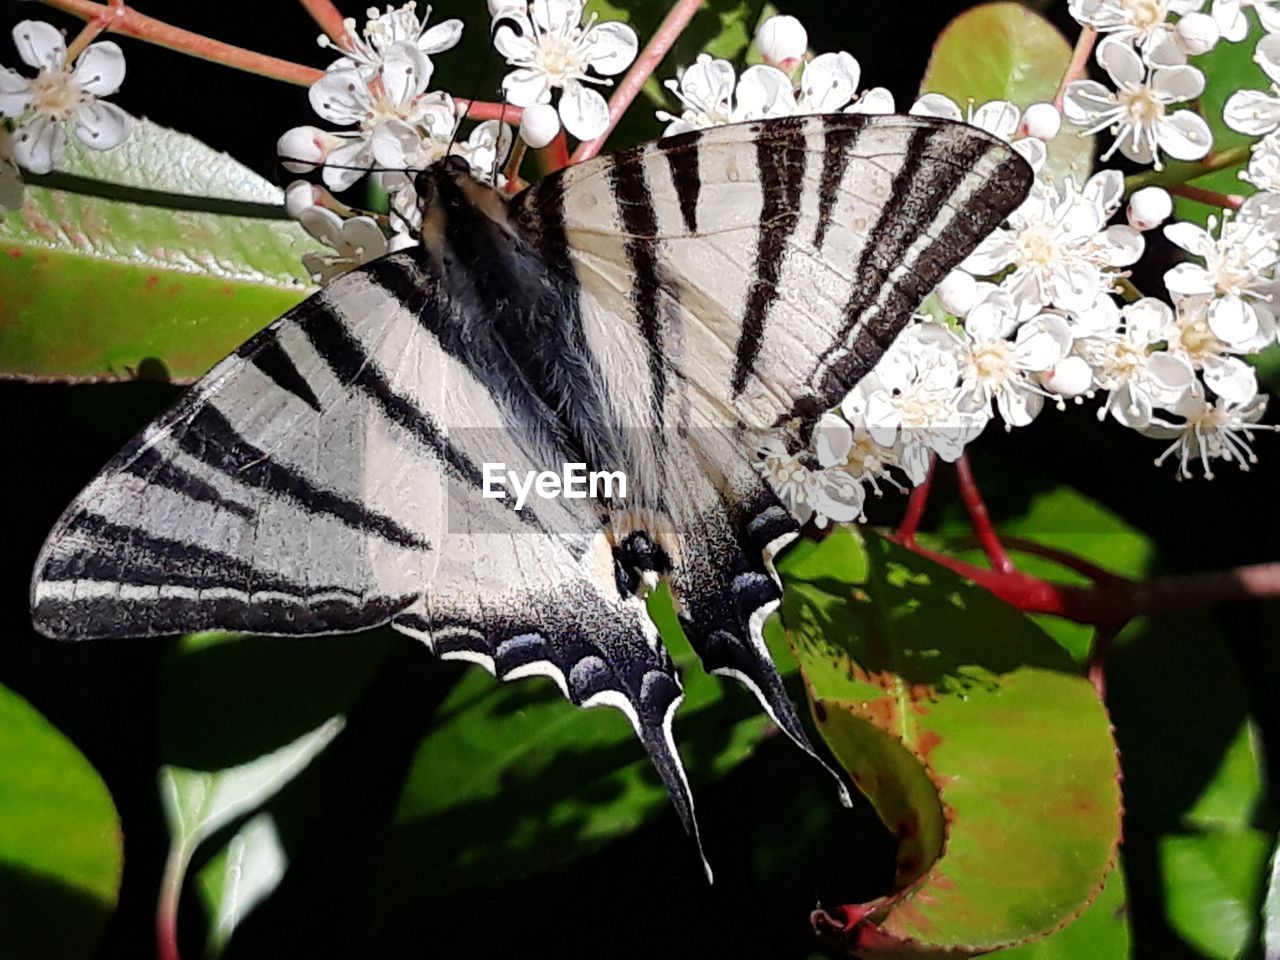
[299, 208, 389, 285]
[319, 2, 463, 76]
[1127, 185, 1174, 230]
[956, 292, 1074, 428]
[1021, 102, 1063, 140]
[813, 411, 901, 495]
[0, 20, 130, 175]
[842, 323, 983, 482]
[756, 15, 807, 71]
[1143, 392, 1274, 477]
[1068, 0, 1203, 62]
[960, 170, 1142, 318]
[519, 101, 561, 147]
[1161, 294, 1260, 401]
[1213, 0, 1280, 41]
[657, 52, 891, 136]
[494, 0, 638, 141]
[1063, 38, 1211, 169]
[1163, 214, 1280, 346]
[308, 44, 445, 190]
[1039, 355, 1096, 398]
[912, 93, 1047, 172]
[1081, 298, 1198, 427]
[1175, 12, 1223, 55]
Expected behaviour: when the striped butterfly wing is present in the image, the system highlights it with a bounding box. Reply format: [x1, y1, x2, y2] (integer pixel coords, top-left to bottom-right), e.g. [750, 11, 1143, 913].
[512, 113, 1032, 790]
[31, 115, 1031, 864]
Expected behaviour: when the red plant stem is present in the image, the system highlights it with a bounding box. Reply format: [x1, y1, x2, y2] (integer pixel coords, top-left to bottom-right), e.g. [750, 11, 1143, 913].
[999, 536, 1128, 586]
[955, 454, 1014, 574]
[570, 0, 705, 163]
[886, 532, 1280, 627]
[1054, 25, 1097, 110]
[458, 99, 524, 125]
[896, 456, 936, 543]
[1167, 182, 1245, 211]
[539, 130, 571, 174]
[41, 0, 325, 85]
[295, 0, 348, 46]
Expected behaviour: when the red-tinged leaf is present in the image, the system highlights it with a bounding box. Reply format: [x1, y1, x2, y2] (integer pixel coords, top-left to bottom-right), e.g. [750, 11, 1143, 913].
[777, 528, 1120, 955]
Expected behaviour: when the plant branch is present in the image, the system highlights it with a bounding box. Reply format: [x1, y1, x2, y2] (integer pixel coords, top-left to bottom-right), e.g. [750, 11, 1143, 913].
[570, 0, 704, 163]
[1053, 25, 1097, 110]
[1167, 182, 1245, 211]
[896, 456, 936, 543]
[41, 0, 325, 85]
[296, 0, 348, 46]
[540, 130, 571, 174]
[1124, 144, 1252, 192]
[955, 454, 1014, 574]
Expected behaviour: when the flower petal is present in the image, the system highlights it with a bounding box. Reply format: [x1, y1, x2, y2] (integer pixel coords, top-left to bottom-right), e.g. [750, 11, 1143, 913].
[309, 69, 372, 125]
[1212, 0, 1249, 43]
[1097, 37, 1144, 88]
[70, 99, 129, 151]
[418, 18, 464, 55]
[558, 80, 609, 139]
[337, 215, 388, 261]
[909, 92, 962, 121]
[1152, 64, 1205, 102]
[1223, 89, 1280, 137]
[733, 65, 797, 120]
[1062, 80, 1115, 125]
[846, 87, 895, 115]
[380, 42, 430, 105]
[1202, 354, 1259, 404]
[1124, 297, 1175, 343]
[1163, 221, 1214, 257]
[321, 138, 372, 191]
[1163, 262, 1216, 296]
[996, 385, 1043, 427]
[970, 100, 1020, 140]
[12, 114, 65, 174]
[502, 66, 552, 108]
[800, 52, 860, 112]
[813, 412, 854, 467]
[1208, 293, 1260, 345]
[0, 67, 33, 119]
[584, 21, 638, 76]
[13, 20, 65, 71]
[71, 41, 126, 97]
[1014, 314, 1072, 370]
[1155, 110, 1213, 161]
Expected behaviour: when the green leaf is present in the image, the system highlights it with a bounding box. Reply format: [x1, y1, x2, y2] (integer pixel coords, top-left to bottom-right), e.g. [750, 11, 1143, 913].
[919, 2, 1092, 184]
[377, 587, 773, 898]
[0, 683, 122, 959]
[196, 813, 287, 957]
[1158, 720, 1271, 959]
[995, 865, 1130, 959]
[157, 630, 394, 948]
[781, 528, 1120, 955]
[0, 115, 319, 382]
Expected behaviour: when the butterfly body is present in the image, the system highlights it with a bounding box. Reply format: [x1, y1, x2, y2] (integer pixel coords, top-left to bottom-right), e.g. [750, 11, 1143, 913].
[31, 114, 1032, 865]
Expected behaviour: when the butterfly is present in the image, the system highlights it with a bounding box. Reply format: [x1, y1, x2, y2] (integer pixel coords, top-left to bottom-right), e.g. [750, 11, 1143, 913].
[30, 113, 1031, 872]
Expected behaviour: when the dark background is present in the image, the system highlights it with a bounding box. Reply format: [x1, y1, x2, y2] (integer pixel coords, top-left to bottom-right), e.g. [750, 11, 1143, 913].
[1, 0, 1278, 957]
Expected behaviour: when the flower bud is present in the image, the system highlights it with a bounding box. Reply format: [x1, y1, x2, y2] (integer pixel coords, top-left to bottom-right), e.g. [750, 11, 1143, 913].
[519, 102, 561, 149]
[277, 125, 334, 173]
[283, 180, 319, 220]
[756, 15, 807, 71]
[1020, 102, 1061, 141]
[1126, 186, 1173, 231]
[1175, 12, 1220, 56]
[1039, 356, 1093, 398]
[936, 270, 979, 317]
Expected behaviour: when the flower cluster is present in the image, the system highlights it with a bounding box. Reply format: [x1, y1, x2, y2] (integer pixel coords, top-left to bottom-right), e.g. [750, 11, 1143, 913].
[727, 4, 1277, 525]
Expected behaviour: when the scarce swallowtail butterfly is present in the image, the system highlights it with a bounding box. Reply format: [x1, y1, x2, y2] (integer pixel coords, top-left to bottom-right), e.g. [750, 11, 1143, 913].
[30, 113, 1031, 872]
